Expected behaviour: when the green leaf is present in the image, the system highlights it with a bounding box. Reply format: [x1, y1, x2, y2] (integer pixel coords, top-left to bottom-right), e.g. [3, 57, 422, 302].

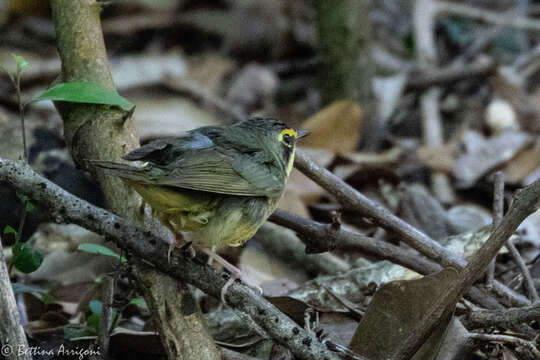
[12, 242, 44, 273]
[78, 243, 127, 263]
[86, 313, 100, 334]
[30, 82, 134, 111]
[3, 225, 17, 235]
[89, 299, 103, 315]
[25, 201, 34, 213]
[63, 324, 92, 339]
[12, 54, 28, 72]
[130, 298, 148, 310]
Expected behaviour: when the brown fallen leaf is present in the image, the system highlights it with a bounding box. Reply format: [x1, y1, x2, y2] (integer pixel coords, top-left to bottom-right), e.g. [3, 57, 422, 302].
[300, 100, 363, 154]
[502, 149, 540, 185]
[342, 147, 403, 166]
[417, 142, 459, 173]
[349, 268, 459, 360]
[186, 53, 235, 92]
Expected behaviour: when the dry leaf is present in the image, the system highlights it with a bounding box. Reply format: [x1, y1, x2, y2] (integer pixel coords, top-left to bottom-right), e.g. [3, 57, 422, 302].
[343, 147, 403, 165]
[502, 149, 540, 184]
[300, 100, 363, 154]
[349, 269, 459, 360]
[286, 261, 420, 313]
[417, 143, 458, 173]
[453, 130, 532, 187]
[186, 53, 234, 91]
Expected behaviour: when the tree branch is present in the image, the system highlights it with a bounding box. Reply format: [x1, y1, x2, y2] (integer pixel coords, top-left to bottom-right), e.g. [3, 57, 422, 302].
[465, 303, 540, 329]
[293, 151, 530, 308]
[436, 0, 540, 31]
[0, 237, 31, 360]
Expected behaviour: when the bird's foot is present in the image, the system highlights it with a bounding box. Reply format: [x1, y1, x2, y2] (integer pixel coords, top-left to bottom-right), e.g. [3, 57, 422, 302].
[201, 249, 262, 303]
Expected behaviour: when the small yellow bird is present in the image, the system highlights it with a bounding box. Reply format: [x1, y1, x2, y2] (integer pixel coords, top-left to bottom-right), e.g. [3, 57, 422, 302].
[93, 117, 307, 263]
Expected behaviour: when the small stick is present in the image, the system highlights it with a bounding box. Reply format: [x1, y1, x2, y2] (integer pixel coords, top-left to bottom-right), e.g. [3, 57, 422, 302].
[505, 239, 540, 303]
[95, 275, 115, 359]
[486, 172, 504, 287]
[0, 237, 31, 360]
[465, 302, 540, 329]
[492, 172, 539, 302]
[469, 333, 540, 358]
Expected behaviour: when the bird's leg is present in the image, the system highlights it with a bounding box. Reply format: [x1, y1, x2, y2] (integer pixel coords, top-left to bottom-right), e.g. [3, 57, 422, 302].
[201, 248, 262, 303]
[161, 218, 191, 263]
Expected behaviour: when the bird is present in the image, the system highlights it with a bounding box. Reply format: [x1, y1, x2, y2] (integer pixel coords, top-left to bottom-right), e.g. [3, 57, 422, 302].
[92, 117, 307, 297]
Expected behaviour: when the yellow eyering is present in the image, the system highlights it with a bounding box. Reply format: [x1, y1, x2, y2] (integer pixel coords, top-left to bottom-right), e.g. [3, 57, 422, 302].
[278, 128, 297, 145]
[281, 128, 298, 137]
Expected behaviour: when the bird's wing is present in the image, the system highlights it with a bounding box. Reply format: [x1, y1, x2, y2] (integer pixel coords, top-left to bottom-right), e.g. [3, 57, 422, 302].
[118, 128, 286, 197]
[154, 147, 285, 197]
[123, 131, 215, 164]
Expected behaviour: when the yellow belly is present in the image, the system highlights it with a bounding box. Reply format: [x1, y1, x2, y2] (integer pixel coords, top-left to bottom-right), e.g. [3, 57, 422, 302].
[128, 182, 275, 248]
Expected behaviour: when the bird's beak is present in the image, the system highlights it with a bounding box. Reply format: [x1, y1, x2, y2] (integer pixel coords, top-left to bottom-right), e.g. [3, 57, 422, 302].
[296, 129, 310, 139]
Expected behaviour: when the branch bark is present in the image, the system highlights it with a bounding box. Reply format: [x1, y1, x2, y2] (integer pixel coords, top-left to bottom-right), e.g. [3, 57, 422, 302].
[466, 303, 540, 329]
[0, 237, 31, 360]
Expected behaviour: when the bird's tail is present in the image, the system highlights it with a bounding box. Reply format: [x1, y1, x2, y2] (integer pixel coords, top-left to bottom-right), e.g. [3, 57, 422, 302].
[89, 160, 154, 183]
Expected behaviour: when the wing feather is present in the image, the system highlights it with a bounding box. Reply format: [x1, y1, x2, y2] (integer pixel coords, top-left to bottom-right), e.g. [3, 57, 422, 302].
[114, 127, 286, 198]
[154, 148, 285, 197]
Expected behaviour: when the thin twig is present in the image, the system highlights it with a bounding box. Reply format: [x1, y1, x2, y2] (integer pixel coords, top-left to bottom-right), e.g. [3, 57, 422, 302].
[465, 302, 540, 329]
[0, 237, 32, 360]
[469, 332, 540, 358]
[97, 275, 115, 358]
[494, 173, 539, 302]
[435, 0, 540, 31]
[505, 239, 540, 303]
[486, 172, 505, 288]
[405, 57, 496, 91]
[15, 74, 27, 161]
[414, 0, 455, 204]
[164, 78, 244, 125]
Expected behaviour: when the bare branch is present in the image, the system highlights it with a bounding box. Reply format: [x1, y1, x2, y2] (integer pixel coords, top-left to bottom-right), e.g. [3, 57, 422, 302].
[0, 237, 31, 360]
[466, 303, 540, 329]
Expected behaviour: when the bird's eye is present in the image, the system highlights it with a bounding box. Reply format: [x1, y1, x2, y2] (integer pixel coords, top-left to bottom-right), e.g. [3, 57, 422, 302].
[282, 134, 293, 145]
